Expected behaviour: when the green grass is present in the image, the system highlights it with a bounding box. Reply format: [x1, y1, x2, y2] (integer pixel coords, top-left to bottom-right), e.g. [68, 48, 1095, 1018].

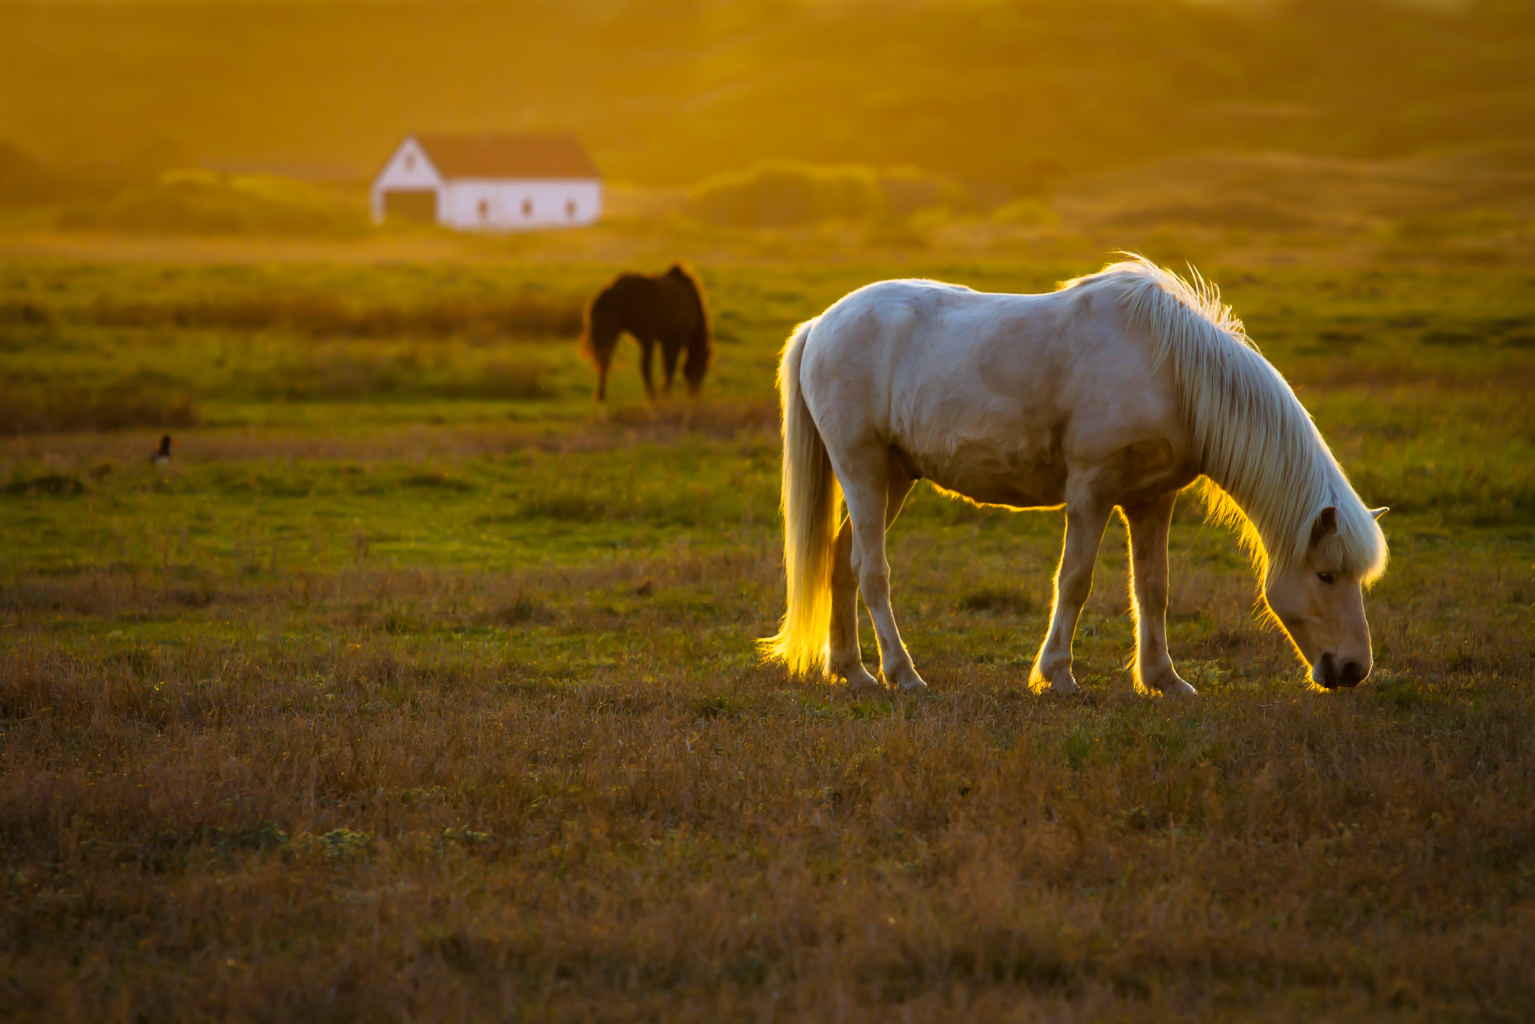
[2, 254, 1533, 1021]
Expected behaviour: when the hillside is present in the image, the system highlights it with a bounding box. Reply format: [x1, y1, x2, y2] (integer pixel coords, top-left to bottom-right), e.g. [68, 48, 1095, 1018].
[0, 0, 1531, 189]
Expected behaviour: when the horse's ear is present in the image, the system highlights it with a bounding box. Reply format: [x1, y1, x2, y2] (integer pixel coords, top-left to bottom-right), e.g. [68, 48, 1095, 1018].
[1369, 506, 1389, 521]
[1310, 506, 1338, 546]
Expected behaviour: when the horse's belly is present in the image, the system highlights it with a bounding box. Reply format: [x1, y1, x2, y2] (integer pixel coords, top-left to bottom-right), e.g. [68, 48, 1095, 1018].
[905, 438, 1067, 510]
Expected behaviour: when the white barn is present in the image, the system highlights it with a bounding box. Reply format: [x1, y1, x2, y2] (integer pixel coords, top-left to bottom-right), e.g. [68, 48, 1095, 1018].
[371, 133, 601, 230]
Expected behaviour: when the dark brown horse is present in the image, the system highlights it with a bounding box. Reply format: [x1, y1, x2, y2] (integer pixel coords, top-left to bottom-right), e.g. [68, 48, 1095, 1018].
[579, 264, 712, 401]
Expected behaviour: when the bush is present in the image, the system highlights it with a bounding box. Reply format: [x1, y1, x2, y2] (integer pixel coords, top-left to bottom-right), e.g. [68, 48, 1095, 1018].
[0, 379, 199, 435]
[58, 168, 369, 237]
[689, 161, 979, 228]
[991, 198, 1059, 226]
[91, 292, 582, 341]
[247, 352, 550, 402]
[876, 166, 975, 217]
[690, 161, 884, 227]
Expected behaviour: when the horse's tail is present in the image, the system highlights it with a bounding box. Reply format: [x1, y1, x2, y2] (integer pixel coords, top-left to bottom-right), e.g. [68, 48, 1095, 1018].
[579, 285, 619, 401]
[683, 303, 713, 395]
[759, 317, 840, 678]
[670, 263, 713, 393]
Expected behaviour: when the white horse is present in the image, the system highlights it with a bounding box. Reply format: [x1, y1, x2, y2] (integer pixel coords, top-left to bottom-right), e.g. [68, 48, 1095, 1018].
[762, 256, 1388, 695]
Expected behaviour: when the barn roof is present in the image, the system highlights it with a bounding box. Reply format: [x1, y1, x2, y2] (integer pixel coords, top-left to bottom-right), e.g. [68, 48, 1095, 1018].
[411, 133, 599, 180]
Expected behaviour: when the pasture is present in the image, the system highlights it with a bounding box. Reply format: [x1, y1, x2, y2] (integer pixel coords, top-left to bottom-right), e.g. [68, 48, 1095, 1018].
[2, 254, 1533, 1021]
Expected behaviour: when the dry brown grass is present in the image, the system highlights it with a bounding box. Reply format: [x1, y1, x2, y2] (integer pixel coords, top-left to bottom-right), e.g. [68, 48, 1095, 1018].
[1, 532, 1531, 1022]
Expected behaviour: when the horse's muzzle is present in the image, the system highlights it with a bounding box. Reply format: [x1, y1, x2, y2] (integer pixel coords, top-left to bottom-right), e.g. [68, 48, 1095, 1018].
[1318, 652, 1368, 689]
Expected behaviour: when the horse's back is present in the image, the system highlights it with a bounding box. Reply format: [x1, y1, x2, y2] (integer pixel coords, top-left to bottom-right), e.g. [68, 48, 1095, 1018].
[799, 277, 1190, 508]
[802, 277, 1149, 426]
[592, 272, 697, 336]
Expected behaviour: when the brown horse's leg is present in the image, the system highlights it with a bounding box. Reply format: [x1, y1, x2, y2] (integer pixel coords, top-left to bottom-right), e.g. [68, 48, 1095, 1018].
[638, 338, 657, 400]
[1125, 493, 1195, 696]
[661, 339, 682, 397]
[595, 344, 613, 401]
[584, 314, 620, 402]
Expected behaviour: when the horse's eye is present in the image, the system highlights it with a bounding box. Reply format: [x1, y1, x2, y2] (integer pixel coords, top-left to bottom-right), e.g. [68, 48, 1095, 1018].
[1317, 571, 1336, 585]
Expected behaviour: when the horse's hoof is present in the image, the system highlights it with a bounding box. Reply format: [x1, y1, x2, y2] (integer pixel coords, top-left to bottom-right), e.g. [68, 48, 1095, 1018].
[882, 665, 928, 692]
[1031, 671, 1080, 695]
[1029, 659, 1079, 695]
[844, 665, 883, 693]
[1144, 669, 1197, 697]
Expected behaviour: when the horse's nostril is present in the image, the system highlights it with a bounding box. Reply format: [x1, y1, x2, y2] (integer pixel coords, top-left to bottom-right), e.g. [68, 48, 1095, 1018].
[1339, 660, 1367, 687]
[1318, 652, 1340, 688]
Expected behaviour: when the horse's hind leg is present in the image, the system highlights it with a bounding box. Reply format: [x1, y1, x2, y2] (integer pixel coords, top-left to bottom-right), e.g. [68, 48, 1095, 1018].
[832, 448, 925, 692]
[1125, 493, 1195, 696]
[661, 340, 682, 397]
[829, 455, 916, 691]
[638, 338, 657, 400]
[584, 316, 620, 402]
[827, 524, 878, 690]
[1029, 489, 1113, 695]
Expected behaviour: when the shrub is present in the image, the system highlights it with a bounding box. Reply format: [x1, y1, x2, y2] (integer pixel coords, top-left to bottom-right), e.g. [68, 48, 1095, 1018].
[3, 474, 87, 497]
[57, 168, 369, 237]
[91, 292, 582, 341]
[690, 161, 884, 227]
[876, 166, 974, 217]
[991, 198, 1059, 226]
[0, 379, 199, 435]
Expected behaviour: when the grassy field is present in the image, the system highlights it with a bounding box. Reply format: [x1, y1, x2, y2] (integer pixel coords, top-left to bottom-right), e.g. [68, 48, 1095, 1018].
[2, 249, 1533, 1021]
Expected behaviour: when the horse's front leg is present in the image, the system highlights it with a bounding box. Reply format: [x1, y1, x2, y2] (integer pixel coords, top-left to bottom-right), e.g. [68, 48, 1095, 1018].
[837, 451, 925, 692]
[1125, 493, 1195, 696]
[1030, 495, 1112, 695]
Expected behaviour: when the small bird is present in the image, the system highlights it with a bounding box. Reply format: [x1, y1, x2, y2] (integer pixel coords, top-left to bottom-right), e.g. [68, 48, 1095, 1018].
[151, 435, 174, 465]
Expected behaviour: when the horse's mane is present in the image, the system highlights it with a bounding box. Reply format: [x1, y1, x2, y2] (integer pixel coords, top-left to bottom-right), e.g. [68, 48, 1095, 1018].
[1063, 255, 1387, 586]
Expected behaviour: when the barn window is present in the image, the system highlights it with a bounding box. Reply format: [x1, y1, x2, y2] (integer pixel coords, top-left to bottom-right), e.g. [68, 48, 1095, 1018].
[405, 153, 416, 171]
[565, 198, 577, 219]
[478, 198, 490, 222]
[521, 198, 533, 218]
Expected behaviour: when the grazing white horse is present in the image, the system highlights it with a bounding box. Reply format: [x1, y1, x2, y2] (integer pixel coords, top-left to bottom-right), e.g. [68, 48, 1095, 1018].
[763, 256, 1388, 695]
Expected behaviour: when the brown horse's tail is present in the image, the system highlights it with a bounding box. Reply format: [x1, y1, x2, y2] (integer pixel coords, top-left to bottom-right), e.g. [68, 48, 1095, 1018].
[579, 290, 620, 401]
[670, 263, 713, 395]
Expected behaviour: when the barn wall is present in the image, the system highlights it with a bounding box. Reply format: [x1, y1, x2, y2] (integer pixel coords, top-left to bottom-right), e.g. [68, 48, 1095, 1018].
[439, 179, 601, 230]
[370, 138, 446, 222]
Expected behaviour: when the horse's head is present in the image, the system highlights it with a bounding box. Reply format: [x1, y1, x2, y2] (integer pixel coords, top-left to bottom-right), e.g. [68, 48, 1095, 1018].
[1264, 505, 1385, 689]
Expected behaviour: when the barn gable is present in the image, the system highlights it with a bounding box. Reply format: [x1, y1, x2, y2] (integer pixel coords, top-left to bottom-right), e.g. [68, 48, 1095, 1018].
[371, 138, 447, 223]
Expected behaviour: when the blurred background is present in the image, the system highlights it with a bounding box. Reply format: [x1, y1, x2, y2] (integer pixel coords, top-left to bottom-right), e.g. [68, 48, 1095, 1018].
[0, 0, 1531, 261]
